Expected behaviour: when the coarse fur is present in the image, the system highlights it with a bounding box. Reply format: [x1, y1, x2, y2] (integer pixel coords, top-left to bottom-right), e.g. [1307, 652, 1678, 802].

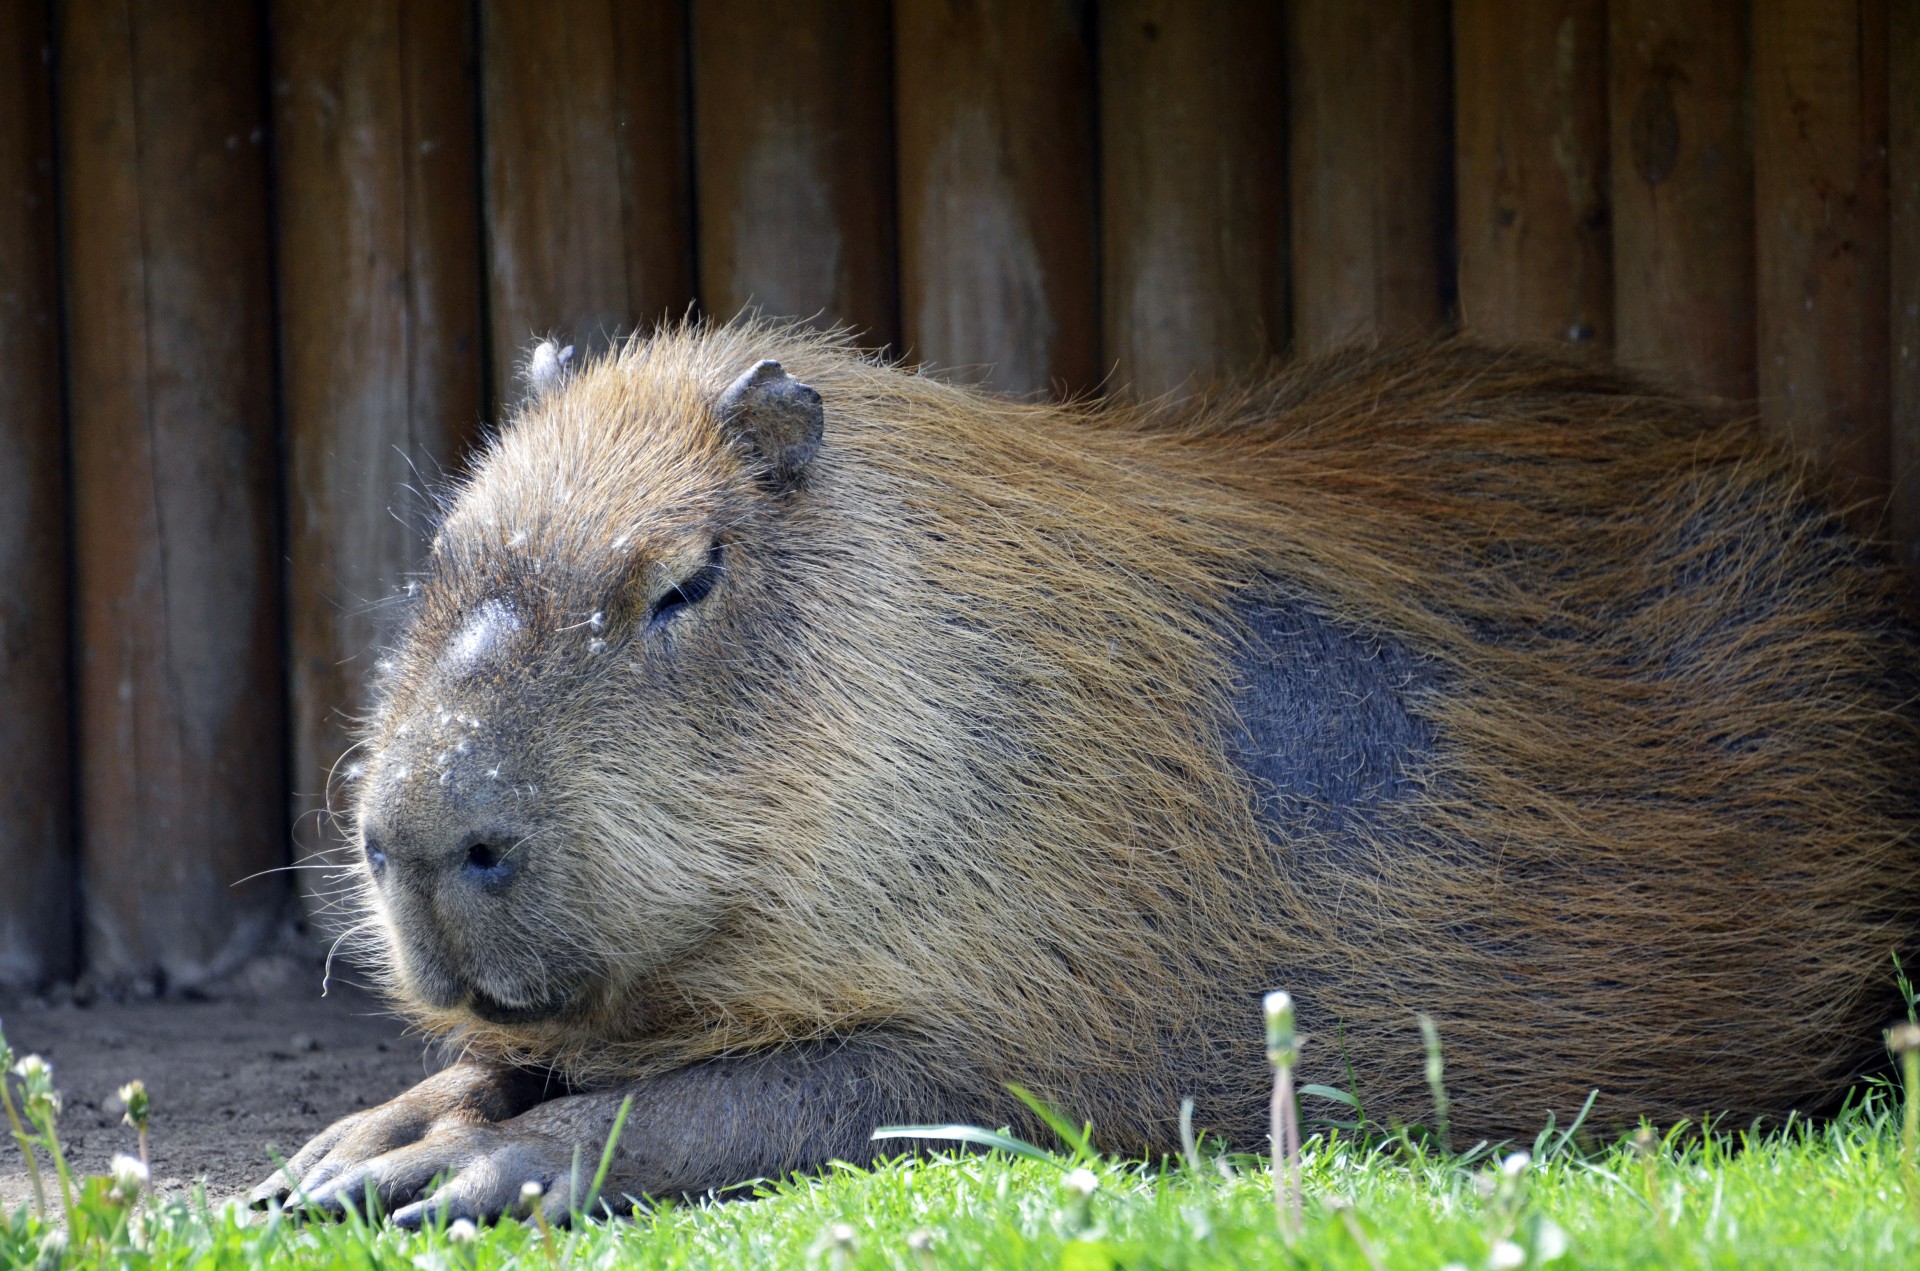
[341, 319, 1920, 1152]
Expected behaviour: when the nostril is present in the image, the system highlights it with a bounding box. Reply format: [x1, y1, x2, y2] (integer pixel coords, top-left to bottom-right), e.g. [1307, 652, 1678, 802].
[458, 833, 516, 888]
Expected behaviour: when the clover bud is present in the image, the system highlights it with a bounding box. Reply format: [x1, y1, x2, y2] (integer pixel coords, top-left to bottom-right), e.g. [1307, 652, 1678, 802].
[14, 1055, 59, 1122]
[1061, 1167, 1100, 1198]
[117, 1080, 150, 1133]
[1263, 991, 1298, 1067]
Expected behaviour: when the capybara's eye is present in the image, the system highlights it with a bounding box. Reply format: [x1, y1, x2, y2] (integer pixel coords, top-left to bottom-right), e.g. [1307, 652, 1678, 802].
[647, 542, 726, 633]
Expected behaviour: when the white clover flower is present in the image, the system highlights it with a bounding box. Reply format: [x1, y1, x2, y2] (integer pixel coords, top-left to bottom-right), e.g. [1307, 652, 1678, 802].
[826, 1222, 857, 1247]
[1534, 1216, 1570, 1262]
[109, 1152, 149, 1202]
[1488, 1238, 1526, 1270]
[447, 1218, 479, 1243]
[1500, 1151, 1531, 1178]
[12, 1054, 50, 1083]
[520, 1180, 543, 1202]
[1061, 1167, 1101, 1198]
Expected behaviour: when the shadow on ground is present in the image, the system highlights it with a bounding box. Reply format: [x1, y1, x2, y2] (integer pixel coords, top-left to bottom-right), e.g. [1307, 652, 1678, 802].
[0, 959, 432, 1214]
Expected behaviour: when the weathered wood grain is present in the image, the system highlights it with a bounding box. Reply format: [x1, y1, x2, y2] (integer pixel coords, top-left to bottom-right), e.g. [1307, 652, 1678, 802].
[1455, 0, 1612, 348]
[1100, 0, 1287, 396]
[1608, 0, 1754, 398]
[272, 0, 486, 928]
[1288, 0, 1453, 353]
[481, 0, 694, 406]
[895, 0, 1097, 394]
[693, 0, 898, 346]
[0, 0, 72, 988]
[1753, 0, 1890, 508]
[60, 0, 285, 988]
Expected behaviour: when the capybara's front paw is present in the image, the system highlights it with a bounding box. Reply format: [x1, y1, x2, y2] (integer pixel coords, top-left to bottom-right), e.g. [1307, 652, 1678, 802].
[287, 1118, 580, 1227]
[248, 1060, 552, 1214]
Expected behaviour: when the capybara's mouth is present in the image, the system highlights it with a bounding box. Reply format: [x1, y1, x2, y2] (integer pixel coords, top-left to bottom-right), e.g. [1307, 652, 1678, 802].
[464, 986, 573, 1026]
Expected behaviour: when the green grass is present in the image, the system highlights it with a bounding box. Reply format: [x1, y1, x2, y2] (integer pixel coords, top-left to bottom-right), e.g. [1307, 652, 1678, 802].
[5, 1099, 1920, 1269]
[7, 1020, 1920, 1268]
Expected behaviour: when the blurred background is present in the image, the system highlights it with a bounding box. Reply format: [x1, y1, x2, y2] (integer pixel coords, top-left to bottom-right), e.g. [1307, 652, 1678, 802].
[0, 0, 1912, 994]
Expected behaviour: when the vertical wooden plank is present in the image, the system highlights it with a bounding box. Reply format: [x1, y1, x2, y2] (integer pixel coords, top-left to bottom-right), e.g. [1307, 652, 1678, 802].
[1891, 0, 1919, 573]
[1609, 0, 1755, 398]
[1753, 0, 1890, 504]
[1100, 0, 1287, 396]
[1288, 0, 1452, 353]
[613, 1, 695, 336]
[1454, 0, 1612, 348]
[482, 0, 693, 407]
[60, 0, 285, 988]
[0, 0, 72, 987]
[895, 0, 1097, 394]
[273, 0, 486, 920]
[693, 0, 899, 346]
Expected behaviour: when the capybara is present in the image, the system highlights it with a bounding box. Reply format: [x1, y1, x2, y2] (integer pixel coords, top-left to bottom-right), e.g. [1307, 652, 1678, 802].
[253, 323, 1919, 1224]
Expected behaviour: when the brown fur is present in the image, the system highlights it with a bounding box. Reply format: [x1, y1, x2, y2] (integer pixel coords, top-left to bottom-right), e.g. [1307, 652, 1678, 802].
[344, 321, 1920, 1150]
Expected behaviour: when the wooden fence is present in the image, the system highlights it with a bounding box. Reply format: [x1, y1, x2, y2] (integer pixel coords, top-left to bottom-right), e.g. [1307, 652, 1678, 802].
[0, 0, 1912, 990]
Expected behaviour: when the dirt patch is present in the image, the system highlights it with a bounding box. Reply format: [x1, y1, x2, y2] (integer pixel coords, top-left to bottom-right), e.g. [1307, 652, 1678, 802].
[0, 959, 434, 1215]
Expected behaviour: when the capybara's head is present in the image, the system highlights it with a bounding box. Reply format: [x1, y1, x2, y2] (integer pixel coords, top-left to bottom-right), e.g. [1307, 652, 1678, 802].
[349, 334, 834, 1032]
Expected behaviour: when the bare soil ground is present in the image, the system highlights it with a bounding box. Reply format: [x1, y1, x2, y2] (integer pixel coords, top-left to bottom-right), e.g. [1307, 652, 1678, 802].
[0, 957, 434, 1215]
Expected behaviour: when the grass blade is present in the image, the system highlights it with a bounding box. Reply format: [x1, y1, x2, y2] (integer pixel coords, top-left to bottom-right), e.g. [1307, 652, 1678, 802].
[1006, 1084, 1098, 1163]
[584, 1094, 635, 1220]
[1299, 1084, 1362, 1110]
[871, 1124, 1065, 1167]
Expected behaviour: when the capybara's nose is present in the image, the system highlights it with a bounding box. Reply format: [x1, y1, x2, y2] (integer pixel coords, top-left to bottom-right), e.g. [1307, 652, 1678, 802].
[361, 818, 525, 894]
[360, 748, 529, 894]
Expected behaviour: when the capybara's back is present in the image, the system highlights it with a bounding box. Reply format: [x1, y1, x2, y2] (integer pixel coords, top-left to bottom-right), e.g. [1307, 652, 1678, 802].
[350, 327, 1920, 1162]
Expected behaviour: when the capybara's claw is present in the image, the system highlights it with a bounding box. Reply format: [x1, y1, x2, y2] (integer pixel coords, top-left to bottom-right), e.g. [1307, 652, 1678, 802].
[383, 1125, 581, 1229]
[245, 1174, 290, 1211]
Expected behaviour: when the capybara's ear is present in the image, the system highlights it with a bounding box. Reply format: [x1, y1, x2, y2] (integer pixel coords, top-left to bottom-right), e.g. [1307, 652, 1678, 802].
[522, 337, 574, 404]
[715, 359, 824, 485]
